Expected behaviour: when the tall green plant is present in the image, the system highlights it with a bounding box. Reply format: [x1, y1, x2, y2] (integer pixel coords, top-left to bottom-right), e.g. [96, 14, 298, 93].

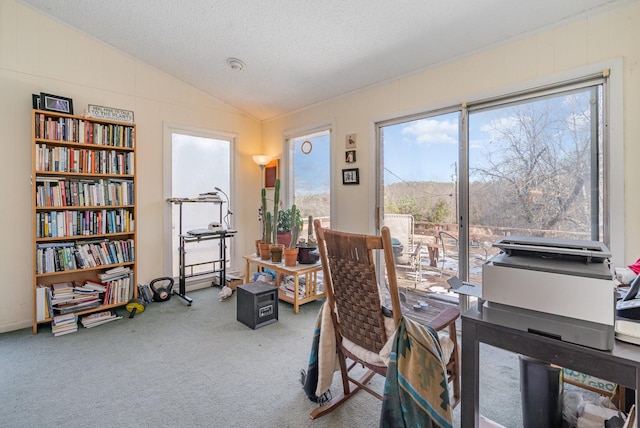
[264, 212, 273, 244]
[261, 188, 268, 242]
[307, 215, 316, 245]
[271, 179, 280, 245]
[289, 204, 302, 249]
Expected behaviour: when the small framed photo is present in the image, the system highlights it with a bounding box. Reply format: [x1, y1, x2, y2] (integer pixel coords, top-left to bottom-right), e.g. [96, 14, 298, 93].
[342, 168, 359, 185]
[345, 150, 356, 163]
[346, 133, 357, 149]
[264, 159, 280, 189]
[40, 92, 74, 115]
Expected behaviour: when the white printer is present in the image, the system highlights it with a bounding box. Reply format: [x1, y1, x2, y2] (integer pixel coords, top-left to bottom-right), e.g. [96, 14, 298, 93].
[481, 236, 615, 350]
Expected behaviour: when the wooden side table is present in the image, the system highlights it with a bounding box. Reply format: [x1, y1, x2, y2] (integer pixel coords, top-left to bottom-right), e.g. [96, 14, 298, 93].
[243, 255, 325, 313]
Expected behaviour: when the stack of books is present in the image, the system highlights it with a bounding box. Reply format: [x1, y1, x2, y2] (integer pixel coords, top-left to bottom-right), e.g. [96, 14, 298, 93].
[80, 310, 122, 328]
[51, 313, 78, 336]
[197, 191, 222, 202]
[50, 282, 102, 314]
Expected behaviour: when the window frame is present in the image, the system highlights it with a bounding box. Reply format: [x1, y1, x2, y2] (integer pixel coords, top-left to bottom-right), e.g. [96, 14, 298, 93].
[283, 123, 335, 227]
[162, 122, 237, 282]
[375, 61, 624, 309]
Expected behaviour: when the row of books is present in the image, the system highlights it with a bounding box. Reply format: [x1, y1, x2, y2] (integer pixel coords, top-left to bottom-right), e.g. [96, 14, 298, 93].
[36, 208, 134, 239]
[103, 272, 134, 305]
[35, 143, 134, 175]
[35, 177, 134, 208]
[34, 113, 135, 148]
[35, 239, 134, 274]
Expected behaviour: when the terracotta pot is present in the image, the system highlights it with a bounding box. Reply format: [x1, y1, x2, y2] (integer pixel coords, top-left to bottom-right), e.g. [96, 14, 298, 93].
[255, 239, 262, 256]
[270, 244, 284, 263]
[259, 242, 271, 260]
[277, 231, 292, 246]
[283, 248, 299, 267]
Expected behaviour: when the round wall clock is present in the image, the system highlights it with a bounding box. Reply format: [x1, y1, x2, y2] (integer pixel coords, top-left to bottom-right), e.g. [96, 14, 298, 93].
[301, 140, 312, 154]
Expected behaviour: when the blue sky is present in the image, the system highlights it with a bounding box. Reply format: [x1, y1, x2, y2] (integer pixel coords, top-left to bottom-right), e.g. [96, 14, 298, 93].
[383, 112, 461, 184]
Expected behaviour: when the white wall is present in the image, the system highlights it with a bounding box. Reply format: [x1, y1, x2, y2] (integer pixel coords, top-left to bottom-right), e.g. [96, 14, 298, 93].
[262, 1, 640, 263]
[0, 0, 261, 332]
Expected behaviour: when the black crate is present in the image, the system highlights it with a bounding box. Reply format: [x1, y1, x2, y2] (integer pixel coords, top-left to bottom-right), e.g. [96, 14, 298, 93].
[236, 281, 278, 329]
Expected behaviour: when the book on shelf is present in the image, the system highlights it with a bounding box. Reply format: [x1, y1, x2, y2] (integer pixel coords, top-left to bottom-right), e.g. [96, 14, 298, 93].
[36, 285, 49, 322]
[52, 282, 73, 293]
[80, 280, 107, 293]
[98, 265, 131, 280]
[54, 298, 102, 315]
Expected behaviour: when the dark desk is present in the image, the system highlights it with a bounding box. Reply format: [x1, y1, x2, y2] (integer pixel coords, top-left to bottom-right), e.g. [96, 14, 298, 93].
[462, 307, 640, 427]
[177, 230, 235, 304]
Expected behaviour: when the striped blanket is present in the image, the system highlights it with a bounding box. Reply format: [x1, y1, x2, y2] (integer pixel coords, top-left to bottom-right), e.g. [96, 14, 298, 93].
[302, 301, 338, 402]
[380, 317, 453, 428]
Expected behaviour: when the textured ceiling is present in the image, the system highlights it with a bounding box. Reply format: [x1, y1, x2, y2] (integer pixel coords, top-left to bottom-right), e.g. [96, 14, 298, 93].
[20, 0, 631, 120]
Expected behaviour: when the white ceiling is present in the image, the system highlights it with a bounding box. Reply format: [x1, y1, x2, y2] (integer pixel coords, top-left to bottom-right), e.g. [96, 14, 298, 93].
[20, 0, 631, 121]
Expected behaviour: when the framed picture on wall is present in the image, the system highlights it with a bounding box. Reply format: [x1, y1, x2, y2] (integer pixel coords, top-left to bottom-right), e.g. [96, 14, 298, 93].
[345, 150, 356, 163]
[342, 168, 359, 185]
[264, 159, 280, 188]
[40, 92, 74, 115]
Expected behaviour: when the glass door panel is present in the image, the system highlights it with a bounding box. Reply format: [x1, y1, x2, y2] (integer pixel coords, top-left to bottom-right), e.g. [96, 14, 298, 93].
[379, 112, 460, 289]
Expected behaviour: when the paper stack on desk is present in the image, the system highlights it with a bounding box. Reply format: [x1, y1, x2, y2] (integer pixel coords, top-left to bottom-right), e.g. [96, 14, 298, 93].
[615, 319, 640, 345]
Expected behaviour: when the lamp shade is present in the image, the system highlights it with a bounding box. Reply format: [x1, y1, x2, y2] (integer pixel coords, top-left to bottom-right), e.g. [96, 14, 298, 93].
[252, 155, 272, 166]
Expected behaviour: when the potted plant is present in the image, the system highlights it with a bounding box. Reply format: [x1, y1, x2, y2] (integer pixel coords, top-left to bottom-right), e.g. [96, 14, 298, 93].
[258, 187, 273, 260]
[257, 179, 283, 260]
[276, 205, 302, 246]
[297, 215, 319, 264]
[270, 241, 284, 262]
[283, 204, 302, 267]
[259, 210, 273, 260]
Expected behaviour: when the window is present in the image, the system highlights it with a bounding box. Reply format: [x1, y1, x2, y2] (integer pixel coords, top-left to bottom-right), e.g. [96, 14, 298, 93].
[377, 71, 610, 303]
[287, 128, 331, 234]
[466, 82, 605, 283]
[164, 125, 234, 286]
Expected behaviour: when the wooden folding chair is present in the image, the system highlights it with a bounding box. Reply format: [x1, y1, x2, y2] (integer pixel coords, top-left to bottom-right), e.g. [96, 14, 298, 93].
[310, 220, 460, 420]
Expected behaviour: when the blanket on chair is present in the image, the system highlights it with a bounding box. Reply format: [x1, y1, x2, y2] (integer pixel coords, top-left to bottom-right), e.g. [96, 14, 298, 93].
[302, 301, 337, 402]
[380, 317, 453, 428]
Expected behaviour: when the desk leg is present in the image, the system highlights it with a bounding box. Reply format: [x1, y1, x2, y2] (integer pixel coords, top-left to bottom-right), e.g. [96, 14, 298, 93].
[636, 369, 639, 428]
[293, 276, 300, 314]
[174, 234, 192, 305]
[461, 315, 480, 428]
[245, 259, 251, 283]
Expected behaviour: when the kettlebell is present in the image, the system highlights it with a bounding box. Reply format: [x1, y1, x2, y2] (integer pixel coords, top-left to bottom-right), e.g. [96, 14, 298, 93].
[150, 277, 174, 302]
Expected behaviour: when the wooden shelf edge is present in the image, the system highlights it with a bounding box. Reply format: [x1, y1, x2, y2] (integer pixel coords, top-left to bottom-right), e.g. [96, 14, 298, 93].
[35, 262, 135, 277]
[36, 231, 135, 242]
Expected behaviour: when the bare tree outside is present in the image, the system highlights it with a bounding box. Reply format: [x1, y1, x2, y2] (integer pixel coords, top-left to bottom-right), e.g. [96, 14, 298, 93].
[469, 89, 601, 239]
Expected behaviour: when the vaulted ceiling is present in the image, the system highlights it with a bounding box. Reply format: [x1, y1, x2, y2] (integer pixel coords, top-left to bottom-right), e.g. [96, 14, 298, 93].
[20, 0, 632, 120]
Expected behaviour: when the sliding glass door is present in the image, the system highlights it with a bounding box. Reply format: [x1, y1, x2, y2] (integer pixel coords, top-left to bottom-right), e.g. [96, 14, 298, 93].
[377, 75, 607, 305]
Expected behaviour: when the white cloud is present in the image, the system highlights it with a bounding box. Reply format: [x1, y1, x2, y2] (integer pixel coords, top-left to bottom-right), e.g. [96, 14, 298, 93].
[401, 118, 457, 144]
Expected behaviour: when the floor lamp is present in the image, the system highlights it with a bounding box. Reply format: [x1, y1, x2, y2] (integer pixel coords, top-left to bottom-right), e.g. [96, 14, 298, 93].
[252, 154, 272, 189]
